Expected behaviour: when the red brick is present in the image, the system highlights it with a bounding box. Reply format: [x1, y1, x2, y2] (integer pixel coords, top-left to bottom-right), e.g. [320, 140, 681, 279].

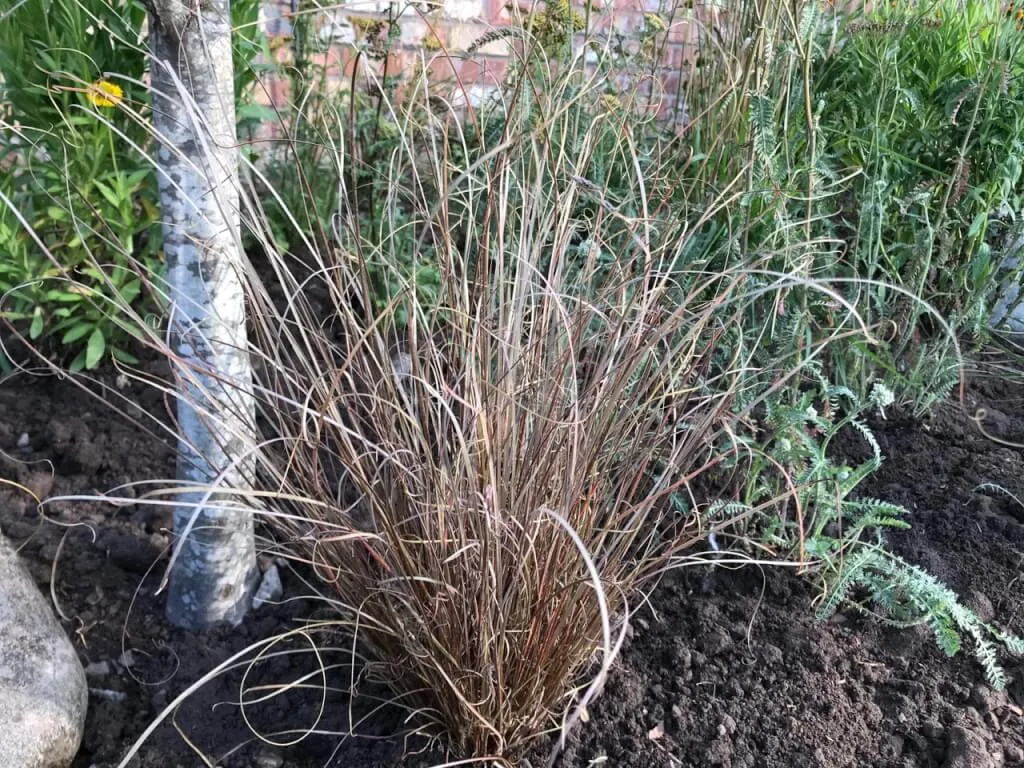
[667, 16, 697, 44]
[309, 47, 345, 72]
[427, 52, 461, 82]
[246, 0, 721, 124]
[485, 0, 513, 23]
[693, 2, 722, 25]
[268, 76, 290, 108]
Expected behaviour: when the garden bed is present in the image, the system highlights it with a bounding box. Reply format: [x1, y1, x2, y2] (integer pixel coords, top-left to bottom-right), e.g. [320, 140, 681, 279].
[0, 367, 1021, 768]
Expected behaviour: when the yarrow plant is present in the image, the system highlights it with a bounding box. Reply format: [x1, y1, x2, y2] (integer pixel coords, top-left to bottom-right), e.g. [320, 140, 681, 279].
[716, 373, 1023, 687]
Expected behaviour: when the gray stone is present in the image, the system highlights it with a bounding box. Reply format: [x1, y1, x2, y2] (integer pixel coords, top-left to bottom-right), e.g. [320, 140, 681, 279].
[719, 713, 737, 736]
[0, 533, 87, 767]
[252, 564, 283, 610]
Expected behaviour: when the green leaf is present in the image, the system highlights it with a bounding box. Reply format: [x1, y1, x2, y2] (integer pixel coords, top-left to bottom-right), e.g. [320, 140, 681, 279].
[967, 211, 987, 241]
[85, 327, 106, 369]
[93, 179, 123, 208]
[69, 349, 87, 373]
[970, 243, 992, 286]
[81, 267, 105, 282]
[48, 291, 88, 303]
[236, 103, 279, 123]
[29, 307, 44, 340]
[61, 322, 94, 345]
[123, 168, 151, 189]
[110, 347, 139, 364]
[119, 279, 142, 305]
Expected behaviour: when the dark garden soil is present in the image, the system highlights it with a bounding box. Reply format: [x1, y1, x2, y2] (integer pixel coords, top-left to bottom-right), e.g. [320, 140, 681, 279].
[0, 363, 1022, 768]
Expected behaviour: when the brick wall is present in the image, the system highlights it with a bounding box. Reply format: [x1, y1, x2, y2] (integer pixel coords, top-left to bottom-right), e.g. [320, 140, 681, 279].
[254, 0, 715, 116]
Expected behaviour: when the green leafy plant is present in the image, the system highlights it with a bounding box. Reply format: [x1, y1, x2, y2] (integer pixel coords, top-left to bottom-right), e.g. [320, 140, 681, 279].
[0, 0, 161, 369]
[0, 0, 266, 369]
[812, 0, 1024, 406]
[719, 375, 1024, 687]
[246, 1, 440, 325]
[818, 545, 1024, 689]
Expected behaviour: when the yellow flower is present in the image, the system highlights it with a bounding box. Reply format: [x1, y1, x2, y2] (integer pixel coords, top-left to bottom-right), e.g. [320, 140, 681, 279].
[643, 13, 667, 32]
[87, 79, 122, 108]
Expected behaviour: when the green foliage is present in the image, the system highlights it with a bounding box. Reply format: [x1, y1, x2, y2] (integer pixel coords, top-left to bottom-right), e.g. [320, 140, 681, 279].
[818, 547, 1024, 690]
[0, 173, 151, 370]
[717, 375, 1022, 687]
[230, 0, 271, 105]
[0, 0, 266, 369]
[716, 378, 900, 554]
[812, 0, 1024, 405]
[521, 0, 586, 59]
[0, 0, 160, 370]
[462, 0, 1024, 688]
[0, 0, 159, 369]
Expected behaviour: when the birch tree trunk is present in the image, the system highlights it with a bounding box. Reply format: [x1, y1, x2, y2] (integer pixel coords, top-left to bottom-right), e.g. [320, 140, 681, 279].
[148, 0, 258, 628]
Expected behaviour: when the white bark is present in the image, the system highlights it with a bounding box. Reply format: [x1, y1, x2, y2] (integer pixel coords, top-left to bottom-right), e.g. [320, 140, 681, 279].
[149, 0, 258, 628]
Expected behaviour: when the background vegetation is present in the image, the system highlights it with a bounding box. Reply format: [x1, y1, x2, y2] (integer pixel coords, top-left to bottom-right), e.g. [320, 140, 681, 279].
[0, 0, 264, 370]
[3, 0, 1024, 762]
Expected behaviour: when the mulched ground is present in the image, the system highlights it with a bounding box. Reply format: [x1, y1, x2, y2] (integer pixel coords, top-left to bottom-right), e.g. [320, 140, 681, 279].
[0, 361, 1022, 768]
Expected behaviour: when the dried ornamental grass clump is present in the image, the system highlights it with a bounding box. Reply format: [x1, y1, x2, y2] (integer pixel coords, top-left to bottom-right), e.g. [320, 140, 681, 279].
[245, 183, 755, 761]
[224, 66, 784, 763]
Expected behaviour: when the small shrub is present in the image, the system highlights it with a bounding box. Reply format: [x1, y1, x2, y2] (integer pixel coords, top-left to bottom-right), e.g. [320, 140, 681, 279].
[239, 62, 779, 759]
[57, 33, 817, 760]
